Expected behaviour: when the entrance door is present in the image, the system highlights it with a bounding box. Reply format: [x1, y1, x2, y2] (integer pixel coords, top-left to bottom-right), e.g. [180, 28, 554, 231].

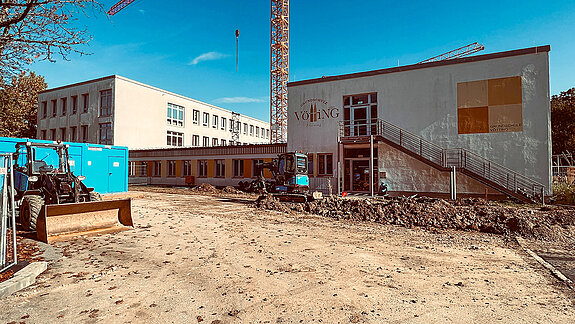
[351, 159, 370, 192]
[352, 106, 369, 136]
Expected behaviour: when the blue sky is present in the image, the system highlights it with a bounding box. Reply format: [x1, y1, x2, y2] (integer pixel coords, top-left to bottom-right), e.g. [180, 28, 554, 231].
[30, 0, 575, 122]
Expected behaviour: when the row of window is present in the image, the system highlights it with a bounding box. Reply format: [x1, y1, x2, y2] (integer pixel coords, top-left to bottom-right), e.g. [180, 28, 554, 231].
[170, 104, 269, 139]
[39, 123, 112, 145]
[141, 159, 246, 178]
[130, 154, 334, 179]
[167, 131, 259, 147]
[40, 89, 112, 119]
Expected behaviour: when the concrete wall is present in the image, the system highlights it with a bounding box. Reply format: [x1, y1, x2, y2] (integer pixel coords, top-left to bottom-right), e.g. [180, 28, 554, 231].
[38, 77, 114, 144]
[288, 48, 551, 193]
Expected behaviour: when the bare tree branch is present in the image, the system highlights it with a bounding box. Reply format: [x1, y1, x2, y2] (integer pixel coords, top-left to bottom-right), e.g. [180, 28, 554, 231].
[0, 0, 103, 80]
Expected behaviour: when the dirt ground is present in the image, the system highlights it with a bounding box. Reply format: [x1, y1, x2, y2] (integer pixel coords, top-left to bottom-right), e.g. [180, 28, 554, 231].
[0, 189, 573, 323]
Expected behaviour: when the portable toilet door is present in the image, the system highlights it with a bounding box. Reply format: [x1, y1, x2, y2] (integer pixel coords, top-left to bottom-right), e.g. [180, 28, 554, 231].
[107, 156, 125, 193]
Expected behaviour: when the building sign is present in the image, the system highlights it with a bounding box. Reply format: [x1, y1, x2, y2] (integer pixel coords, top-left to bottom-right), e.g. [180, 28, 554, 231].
[294, 98, 339, 127]
[457, 76, 523, 134]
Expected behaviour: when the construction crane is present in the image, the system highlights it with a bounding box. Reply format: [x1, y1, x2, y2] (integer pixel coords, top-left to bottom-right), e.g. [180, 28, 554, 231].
[418, 42, 485, 64]
[108, 0, 290, 144]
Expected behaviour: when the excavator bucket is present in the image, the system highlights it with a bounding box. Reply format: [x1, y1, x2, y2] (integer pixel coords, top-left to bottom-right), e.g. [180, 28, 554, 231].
[36, 199, 133, 243]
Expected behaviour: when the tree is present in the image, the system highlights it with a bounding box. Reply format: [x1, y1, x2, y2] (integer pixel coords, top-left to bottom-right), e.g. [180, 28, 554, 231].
[0, 0, 102, 79]
[551, 87, 575, 155]
[0, 71, 46, 138]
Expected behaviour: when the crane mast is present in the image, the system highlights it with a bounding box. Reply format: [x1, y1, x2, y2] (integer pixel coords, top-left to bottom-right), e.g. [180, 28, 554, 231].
[270, 0, 289, 143]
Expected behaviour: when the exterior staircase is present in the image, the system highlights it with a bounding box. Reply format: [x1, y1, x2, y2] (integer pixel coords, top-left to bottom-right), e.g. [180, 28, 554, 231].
[338, 119, 546, 203]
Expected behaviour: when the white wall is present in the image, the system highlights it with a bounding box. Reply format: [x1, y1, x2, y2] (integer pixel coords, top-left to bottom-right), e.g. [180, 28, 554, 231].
[288, 49, 551, 192]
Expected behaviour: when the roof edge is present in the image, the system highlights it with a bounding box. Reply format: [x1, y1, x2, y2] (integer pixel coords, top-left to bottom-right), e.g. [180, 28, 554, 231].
[288, 45, 550, 87]
[39, 75, 117, 94]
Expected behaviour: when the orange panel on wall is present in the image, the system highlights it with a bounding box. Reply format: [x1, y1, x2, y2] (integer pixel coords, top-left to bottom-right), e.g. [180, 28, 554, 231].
[488, 76, 522, 106]
[458, 107, 489, 134]
[244, 160, 252, 178]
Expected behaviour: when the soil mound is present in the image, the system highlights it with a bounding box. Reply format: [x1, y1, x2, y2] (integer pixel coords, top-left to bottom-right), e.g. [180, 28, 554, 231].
[255, 195, 575, 243]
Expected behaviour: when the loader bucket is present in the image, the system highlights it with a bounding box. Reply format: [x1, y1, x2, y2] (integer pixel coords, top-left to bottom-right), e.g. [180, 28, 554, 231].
[36, 199, 133, 243]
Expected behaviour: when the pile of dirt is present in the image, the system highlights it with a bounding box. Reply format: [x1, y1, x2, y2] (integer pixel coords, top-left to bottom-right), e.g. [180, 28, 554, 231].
[222, 186, 244, 194]
[191, 183, 220, 194]
[255, 195, 575, 243]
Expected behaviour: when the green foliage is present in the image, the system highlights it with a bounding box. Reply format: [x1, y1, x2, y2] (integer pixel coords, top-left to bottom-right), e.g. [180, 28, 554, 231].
[551, 88, 575, 154]
[552, 183, 575, 205]
[0, 71, 47, 138]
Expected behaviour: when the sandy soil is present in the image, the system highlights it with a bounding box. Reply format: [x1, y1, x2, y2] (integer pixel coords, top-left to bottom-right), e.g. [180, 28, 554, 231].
[0, 191, 573, 323]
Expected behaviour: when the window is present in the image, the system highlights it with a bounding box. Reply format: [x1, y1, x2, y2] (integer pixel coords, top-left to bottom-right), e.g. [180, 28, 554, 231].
[167, 160, 176, 177]
[198, 160, 208, 177]
[51, 100, 57, 117]
[41, 130, 46, 140]
[266, 129, 269, 139]
[243, 123, 248, 134]
[307, 154, 314, 175]
[82, 93, 89, 113]
[215, 160, 225, 177]
[153, 161, 161, 177]
[81, 125, 88, 143]
[50, 129, 56, 140]
[252, 159, 263, 178]
[192, 135, 200, 146]
[203, 112, 209, 126]
[255, 126, 259, 138]
[193, 109, 199, 125]
[60, 98, 67, 116]
[212, 138, 218, 146]
[167, 103, 184, 126]
[212, 115, 218, 128]
[221, 139, 226, 146]
[99, 123, 112, 145]
[167, 131, 183, 146]
[41, 101, 47, 118]
[71, 96, 78, 114]
[100, 89, 112, 116]
[60, 128, 67, 141]
[139, 162, 147, 176]
[249, 125, 254, 136]
[221, 117, 226, 130]
[70, 127, 77, 142]
[233, 160, 244, 177]
[203, 136, 209, 147]
[318, 153, 333, 176]
[229, 120, 234, 132]
[183, 161, 192, 176]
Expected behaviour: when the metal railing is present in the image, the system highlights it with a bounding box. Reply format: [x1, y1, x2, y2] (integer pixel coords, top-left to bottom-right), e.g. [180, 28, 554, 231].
[0, 154, 17, 272]
[339, 119, 546, 202]
[309, 176, 336, 195]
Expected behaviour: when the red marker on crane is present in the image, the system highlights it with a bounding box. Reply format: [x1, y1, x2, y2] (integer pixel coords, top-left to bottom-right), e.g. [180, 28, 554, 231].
[235, 29, 240, 72]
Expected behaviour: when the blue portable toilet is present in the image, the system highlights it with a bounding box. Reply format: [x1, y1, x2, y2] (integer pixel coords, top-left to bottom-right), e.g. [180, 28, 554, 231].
[0, 137, 128, 194]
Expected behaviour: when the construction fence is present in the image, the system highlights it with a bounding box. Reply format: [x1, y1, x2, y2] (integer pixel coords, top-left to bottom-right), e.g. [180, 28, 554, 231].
[0, 153, 17, 272]
[553, 166, 575, 185]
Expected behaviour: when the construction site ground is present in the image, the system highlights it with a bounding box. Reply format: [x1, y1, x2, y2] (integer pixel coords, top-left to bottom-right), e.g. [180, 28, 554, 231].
[0, 186, 574, 323]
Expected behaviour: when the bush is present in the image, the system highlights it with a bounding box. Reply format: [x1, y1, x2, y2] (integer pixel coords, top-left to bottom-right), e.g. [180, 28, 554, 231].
[553, 183, 575, 205]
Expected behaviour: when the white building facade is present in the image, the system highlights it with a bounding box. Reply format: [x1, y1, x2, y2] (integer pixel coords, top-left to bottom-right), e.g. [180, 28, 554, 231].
[37, 75, 270, 149]
[288, 46, 552, 200]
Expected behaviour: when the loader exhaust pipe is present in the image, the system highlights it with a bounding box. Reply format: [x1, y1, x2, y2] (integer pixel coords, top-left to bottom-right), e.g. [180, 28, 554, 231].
[36, 199, 133, 243]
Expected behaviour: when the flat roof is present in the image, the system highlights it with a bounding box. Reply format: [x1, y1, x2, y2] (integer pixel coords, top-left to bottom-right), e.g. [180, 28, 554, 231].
[288, 45, 550, 87]
[130, 143, 287, 158]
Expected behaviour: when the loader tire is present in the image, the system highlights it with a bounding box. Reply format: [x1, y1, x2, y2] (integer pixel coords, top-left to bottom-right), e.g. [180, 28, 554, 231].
[20, 195, 43, 231]
[89, 192, 102, 202]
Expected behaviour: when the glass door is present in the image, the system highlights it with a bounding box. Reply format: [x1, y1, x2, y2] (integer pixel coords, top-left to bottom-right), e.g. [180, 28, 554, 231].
[352, 106, 368, 136]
